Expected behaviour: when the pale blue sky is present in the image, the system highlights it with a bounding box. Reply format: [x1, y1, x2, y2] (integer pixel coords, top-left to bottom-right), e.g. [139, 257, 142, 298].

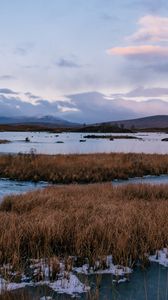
[0, 0, 168, 122]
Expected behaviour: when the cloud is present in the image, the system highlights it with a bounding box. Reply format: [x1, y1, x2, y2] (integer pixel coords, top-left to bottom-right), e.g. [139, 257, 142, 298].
[101, 13, 119, 22]
[127, 15, 168, 43]
[107, 15, 168, 68]
[113, 86, 168, 98]
[128, 0, 167, 13]
[123, 98, 168, 116]
[0, 75, 15, 80]
[57, 105, 79, 113]
[64, 92, 138, 122]
[0, 94, 60, 117]
[101, 13, 113, 21]
[0, 88, 18, 95]
[146, 62, 168, 73]
[107, 45, 168, 60]
[0, 89, 167, 123]
[56, 58, 81, 68]
[22, 65, 39, 69]
[24, 92, 40, 100]
[63, 92, 168, 123]
[14, 43, 34, 56]
[15, 47, 28, 56]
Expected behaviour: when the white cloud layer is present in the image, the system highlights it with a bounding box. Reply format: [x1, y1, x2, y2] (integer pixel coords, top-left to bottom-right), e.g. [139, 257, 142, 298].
[0, 88, 167, 123]
[127, 15, 168, 42]
[107, 45, 168, 59]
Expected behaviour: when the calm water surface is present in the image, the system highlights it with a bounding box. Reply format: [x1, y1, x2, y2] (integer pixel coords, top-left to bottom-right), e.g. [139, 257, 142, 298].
[113, 175, 168, 186]
[0, 131, 168, 154]
[0, 179, 48, 199]
[10, 264, 168, 300]
[0, 175, 167, 199]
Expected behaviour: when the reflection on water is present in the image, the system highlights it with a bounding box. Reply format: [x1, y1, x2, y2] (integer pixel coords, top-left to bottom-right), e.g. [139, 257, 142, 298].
[0, 131, 168, 154]
[9, 264, 168, 300]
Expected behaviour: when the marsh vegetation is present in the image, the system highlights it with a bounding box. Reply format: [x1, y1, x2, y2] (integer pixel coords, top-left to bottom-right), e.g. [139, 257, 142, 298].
[0, 152, 167, 183]
[0, 183, 168, 267]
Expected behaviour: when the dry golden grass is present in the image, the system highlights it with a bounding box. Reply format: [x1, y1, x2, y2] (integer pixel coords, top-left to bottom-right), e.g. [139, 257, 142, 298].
[0, 152, 167, 183]
[0, 183, 168, 267]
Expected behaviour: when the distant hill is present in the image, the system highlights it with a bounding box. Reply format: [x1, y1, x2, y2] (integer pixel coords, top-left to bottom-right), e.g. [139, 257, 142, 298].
[106, 115, 168, 129]
[0, 116, 78, 128]
[74, 115, 168, 133]
[0, 115, 167, 132]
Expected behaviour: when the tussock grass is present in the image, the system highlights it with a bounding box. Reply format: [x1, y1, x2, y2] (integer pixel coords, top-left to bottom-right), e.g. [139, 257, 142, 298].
[0, 183, 167, 267]
[0, 152, 167, 183]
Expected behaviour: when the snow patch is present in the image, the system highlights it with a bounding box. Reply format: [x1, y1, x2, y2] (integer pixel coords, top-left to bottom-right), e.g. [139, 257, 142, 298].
[74, 255, 132, 283]
[0, 260, 90, 297]
[48, 273, 89, 295]
[149, 248, 168, 267]
[0, 274, 89, 296]
[0, 276, 32, 293]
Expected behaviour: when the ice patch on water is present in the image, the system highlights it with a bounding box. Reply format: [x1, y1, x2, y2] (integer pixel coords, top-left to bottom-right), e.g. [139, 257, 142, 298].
[48, 273, 89, 295]
[74, 255, 132, 283]
[149, 248, 168, 267]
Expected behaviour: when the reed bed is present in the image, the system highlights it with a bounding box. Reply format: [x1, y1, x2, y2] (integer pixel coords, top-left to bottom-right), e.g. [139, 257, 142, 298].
[0, 183, 168, 267]
[0, 152, 168, 183]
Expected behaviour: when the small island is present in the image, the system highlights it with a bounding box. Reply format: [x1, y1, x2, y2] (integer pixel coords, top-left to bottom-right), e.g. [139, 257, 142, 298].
[83, 135, 142, 140]
[0, 139, 11, 144]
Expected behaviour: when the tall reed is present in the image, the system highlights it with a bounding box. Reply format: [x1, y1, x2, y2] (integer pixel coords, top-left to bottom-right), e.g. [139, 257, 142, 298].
[0, 183, 167, 267]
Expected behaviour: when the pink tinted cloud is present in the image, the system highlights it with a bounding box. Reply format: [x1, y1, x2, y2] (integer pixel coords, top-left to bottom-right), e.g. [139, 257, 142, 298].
[107, 45, 168, 58]
[127, 15, 168, 43]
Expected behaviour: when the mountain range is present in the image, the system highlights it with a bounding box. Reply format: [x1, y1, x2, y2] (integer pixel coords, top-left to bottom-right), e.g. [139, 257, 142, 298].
[0, 116, 78, 128]
[0, 115, 167, 130]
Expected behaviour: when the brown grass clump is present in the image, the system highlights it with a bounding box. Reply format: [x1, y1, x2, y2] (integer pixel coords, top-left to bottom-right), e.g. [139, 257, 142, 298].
[0, 152, 167, 183]
[0, 140, 10, 144]
[0, 183, 167, 267]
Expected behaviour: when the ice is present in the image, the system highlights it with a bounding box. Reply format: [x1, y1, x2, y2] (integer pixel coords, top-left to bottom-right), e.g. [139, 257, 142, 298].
[48, 273, 90, 295]
[149, 248, 168, 267]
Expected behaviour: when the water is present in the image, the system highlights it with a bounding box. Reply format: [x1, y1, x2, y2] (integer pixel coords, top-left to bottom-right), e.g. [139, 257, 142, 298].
[0, 178, 48, 199]
[113, 175, 168, 186]
[0, 131, 168, 154]
[9, 264, 168, 300]
[0, 174, 167, 200]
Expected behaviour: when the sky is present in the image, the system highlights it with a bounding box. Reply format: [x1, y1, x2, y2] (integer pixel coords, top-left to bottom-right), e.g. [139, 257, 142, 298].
[0, 0, 168, 123]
